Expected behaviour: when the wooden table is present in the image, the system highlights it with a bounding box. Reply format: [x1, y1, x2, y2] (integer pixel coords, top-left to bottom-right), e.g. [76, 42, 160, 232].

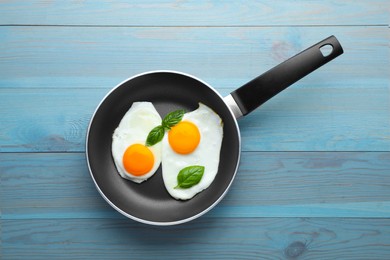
[1, 1, 389, 259]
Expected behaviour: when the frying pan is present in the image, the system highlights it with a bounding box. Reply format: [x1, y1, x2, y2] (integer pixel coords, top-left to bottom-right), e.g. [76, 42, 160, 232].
[86, 35, 343, 225]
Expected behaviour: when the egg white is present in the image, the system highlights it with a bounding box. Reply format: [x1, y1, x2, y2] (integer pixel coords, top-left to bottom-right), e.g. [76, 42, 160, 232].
[112, 102, 162, 183]
[162, 103, 224, 200]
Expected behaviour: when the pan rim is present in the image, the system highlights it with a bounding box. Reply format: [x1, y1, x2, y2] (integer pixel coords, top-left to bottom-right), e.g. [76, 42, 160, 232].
[85, 70, 241, 226]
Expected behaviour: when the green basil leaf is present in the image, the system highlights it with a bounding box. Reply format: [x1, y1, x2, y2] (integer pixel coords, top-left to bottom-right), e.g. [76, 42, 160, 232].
[174, 165, 204, 189]
[162, 109, 185, 129]
[145, 125, 165, 146]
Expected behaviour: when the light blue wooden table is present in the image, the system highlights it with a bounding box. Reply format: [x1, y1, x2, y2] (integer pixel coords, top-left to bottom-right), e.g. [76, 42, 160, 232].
[1, 1, 389, 259]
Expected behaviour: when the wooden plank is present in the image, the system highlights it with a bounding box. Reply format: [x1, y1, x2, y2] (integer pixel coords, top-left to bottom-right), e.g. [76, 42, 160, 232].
[0, 88, 104, 152]
[0, 1, 388, 26]
[2, 218, 390, 259]
[1, 152, 389, 219]
[1, 85, 388, 152]
[0, 26, 388, 90]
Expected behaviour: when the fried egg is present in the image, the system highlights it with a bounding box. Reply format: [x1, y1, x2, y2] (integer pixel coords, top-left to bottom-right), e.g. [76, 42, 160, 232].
[162, 103, 223, 200]
[112, 102, 162, 183]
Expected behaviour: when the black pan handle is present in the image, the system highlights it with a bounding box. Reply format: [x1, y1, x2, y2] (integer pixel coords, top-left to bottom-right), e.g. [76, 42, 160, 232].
[228, 35, 343, 117]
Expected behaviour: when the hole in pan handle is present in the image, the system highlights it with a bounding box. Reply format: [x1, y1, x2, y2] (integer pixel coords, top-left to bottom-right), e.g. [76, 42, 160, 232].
[228, 35, 343, 118]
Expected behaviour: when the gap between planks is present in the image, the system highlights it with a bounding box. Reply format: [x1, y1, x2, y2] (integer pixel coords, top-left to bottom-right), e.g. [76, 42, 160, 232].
[0, 24, 388, 28]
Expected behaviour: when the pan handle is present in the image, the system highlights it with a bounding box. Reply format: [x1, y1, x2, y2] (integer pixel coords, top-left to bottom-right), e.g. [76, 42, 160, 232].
[225, 35, 343, 118]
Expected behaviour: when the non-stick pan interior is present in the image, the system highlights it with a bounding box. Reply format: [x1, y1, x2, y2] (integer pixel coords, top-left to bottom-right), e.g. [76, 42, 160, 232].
[87, 71, 240, 224]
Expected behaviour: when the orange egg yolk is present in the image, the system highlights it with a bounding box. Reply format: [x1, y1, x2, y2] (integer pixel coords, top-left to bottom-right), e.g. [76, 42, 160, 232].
[168, 121, 200, 154]
[122, 144, 154, 176]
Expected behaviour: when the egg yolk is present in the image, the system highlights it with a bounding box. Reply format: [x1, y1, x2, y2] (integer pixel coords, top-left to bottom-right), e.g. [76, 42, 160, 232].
[122, 144, 154, 176]
[168, 121, 200, 154]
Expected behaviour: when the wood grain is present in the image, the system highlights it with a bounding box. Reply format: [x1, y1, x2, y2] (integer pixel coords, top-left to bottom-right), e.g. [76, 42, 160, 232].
[1, 152, 389, 219]
[2, 218, 390, 259]
[0, 26, 388, 89]
[0, 0, 388, 26]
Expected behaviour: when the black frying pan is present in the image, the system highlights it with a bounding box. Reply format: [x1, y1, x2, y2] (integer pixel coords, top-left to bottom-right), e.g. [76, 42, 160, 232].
[86, 36, 343, 225]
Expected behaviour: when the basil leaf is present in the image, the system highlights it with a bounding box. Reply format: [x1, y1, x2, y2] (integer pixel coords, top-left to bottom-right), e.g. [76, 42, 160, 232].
[145, 125, 165, 146]
[162, 109, 185, 129]
[145, 109, 185, 146]
[174, 165, 204, 189]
